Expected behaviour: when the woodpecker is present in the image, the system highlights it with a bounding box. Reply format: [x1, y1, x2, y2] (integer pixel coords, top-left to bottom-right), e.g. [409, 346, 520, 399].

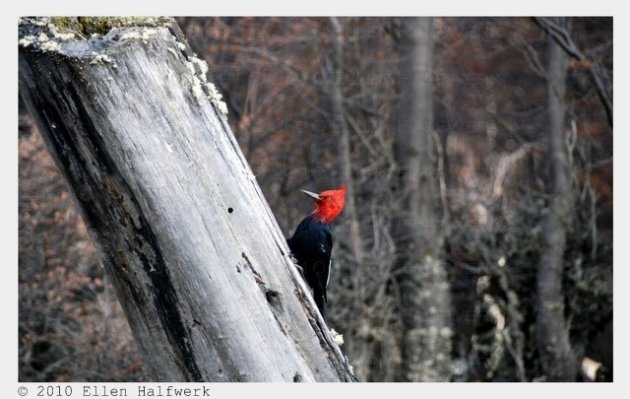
[288, 184, 346, 320]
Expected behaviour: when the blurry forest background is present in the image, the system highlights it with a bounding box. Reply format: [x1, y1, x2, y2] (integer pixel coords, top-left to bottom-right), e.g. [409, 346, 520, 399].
[19, 17, 612, 382]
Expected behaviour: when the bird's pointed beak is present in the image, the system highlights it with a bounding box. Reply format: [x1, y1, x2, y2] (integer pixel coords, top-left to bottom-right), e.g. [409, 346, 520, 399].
[301, 189, 321, 201]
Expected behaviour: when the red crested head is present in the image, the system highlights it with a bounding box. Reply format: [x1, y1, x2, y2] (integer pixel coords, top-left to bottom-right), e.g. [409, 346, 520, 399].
[301, 184, 346, 223]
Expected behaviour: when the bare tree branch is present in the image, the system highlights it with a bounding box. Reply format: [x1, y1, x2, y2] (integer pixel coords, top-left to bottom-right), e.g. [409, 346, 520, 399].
[534, 17, 612, 126]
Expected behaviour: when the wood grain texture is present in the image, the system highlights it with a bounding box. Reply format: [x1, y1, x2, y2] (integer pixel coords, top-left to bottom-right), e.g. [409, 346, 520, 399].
[18, 18, 355, 382]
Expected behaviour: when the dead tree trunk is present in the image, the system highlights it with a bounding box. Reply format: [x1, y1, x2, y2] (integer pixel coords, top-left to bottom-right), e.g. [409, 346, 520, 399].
[536, 17, 577, 381]
[394, 17, 452, 382]
[18, 17, 355, 382]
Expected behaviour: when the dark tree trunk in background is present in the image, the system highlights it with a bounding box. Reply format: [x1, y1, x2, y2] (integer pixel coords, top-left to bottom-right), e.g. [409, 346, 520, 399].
[394, 17, 452, 382]
[328, 17, 373, 379]
[329, 17, 365, 271]
[536, 17, 577, 382]
[18, 17, 355, 382]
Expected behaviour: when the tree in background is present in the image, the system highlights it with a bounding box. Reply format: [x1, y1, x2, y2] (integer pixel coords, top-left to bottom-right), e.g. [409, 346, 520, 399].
[393, 17, 452, 381]
[536, 17, 576, 381]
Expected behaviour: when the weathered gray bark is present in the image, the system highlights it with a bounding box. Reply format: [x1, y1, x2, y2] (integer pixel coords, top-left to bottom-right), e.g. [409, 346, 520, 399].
[536, 17, 577, 382]
[18, 17, 355, 382]
[394, 17, 452, 381]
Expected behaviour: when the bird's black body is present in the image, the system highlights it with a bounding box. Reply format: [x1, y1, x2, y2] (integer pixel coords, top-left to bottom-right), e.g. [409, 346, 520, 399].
[287, 215, 333, 319]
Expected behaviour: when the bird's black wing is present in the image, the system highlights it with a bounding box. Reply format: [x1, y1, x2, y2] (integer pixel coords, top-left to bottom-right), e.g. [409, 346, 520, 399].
[287, 217, 333, 318]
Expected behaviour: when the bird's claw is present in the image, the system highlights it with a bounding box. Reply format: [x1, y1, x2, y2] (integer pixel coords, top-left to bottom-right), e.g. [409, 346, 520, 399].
[287, 253, 303, 274]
